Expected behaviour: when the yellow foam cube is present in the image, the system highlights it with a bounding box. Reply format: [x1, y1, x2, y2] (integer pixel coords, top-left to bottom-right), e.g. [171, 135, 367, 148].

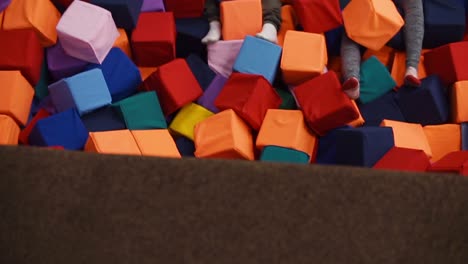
[169, 103, 214, 140]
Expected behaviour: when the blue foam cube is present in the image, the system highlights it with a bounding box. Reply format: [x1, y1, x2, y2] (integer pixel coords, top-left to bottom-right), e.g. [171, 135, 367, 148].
[81, 106, 126, 132]
[335, 127, 395, 167]
[175, 18, 209, 59]
[175, 136, 195, 157]
[49, 68, 112, 116]
[87, 48, 141, 102]
[233, 35, 282, 84]
[29, 109, 89, 150]
[260, 146, 310, 164]
[325, 26, 343, 57]
[186, 53, 216, 91]
[395, 75, 449, 126]
[316, 126, 352, 165]
[90, 0, 143, 30]
[462, 123, 468, 150]
[358, 92, 405, 126]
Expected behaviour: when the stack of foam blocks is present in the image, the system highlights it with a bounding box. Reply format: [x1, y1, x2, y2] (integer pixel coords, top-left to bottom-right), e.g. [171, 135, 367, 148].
[1, 0, 468, 175]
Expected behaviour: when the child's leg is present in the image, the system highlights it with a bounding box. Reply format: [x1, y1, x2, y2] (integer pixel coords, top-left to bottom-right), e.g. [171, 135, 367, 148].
[256, 0, 282, 43]
[202, 0, 222, 44]
[402, 0, 424, 86]
[341, 31, 361, 99]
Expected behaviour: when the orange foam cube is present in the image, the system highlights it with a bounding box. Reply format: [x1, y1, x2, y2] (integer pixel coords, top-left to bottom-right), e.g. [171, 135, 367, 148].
[0, 114, 20, 145]
[0, 11, 3, 27]
[451, 81, 468, 123]
[281, 30, 327, 85]
[342, 0, 404, 51]
[278, 5, 297, 47]
[3, 0, 61, 47]
[194, 109, 255, 160]
[391, 51, 427, 87]
[85, 130, 142, 156]
[113, 28, 132, 59]
[131, 129, 181, 158]
[423, 124, 461, 162]
[138, 67, 158, 81]
[0, 71, 34, 126]
[348, 100, 365, 127]
[220, 0, 262, 41]
[380, 119, 432, 158]
[362, 45, 394, 68]
[256, 109, 318, 159]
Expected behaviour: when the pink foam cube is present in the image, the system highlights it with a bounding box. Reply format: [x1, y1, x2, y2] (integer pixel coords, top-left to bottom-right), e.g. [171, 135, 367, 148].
[207, 39, 244, 78]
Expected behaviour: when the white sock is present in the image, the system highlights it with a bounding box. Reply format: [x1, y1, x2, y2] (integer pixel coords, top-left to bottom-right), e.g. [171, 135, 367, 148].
[202, 21, 221, 44]
[405, 66, 418, 79]
[256, 23, 278, 43]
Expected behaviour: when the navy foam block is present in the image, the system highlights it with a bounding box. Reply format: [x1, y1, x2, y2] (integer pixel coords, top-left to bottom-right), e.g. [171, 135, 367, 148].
[29, 109, 89, 150]
[462, 123, 468, 150]
[186, 53, 216, 91]
[175, 136, 195, 157]
[385, 4, 405, 51]
[335, 127, 395, 167]
[233, 36, 282, 84]
[87, 48, 141, 102]
[260, 146, 310, 164]
[423, 0, 466, 49]
[81, 106, 126, 132]
[175, 18, 209, 60]
[325, 26, 343, 57]
[90, 0, 143, 30]
[358, 92, 406, 127]
[395, 75, 449, 126]
[315, 126, 351, 165]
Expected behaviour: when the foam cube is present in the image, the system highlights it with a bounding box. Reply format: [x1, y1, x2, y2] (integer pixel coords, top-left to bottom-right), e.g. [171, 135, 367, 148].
[292, 71, 360, 136]
[342, 0, 404, 51]
[0, 29, 43, 86]
[163, 0, 204, 18]
[348, 100, 365, 127]
[256, 109, 318, 160]
[0, 10, 3, 23]
[29, 109, 89, 150]
[169, 103, 214, 140]
[214, 73, 282, 131]
[233, 36, 282, 84]
[85, 129, 141, 155]
[423, 0, 466, 49]
[395, 75, 449, 126]
[48, 68, 112, 116]
[324, 25, 344, 57]
[424, 41, 468, 85]
[141, 0, 165, 12]
[359, 56, 397, 104]
[80, 106, 126, 132]
[373, 147, 430, 172]
[113, 28, 132, 59]
[315, 126, 351, 164]
[358, 92, 405, 126]
[278, 5, 297, 47]
[139, 67, 158, 81]
[335, 126, 395, 167]
[194, 109, 255, 160]
[131, 12, 176, 67]
[0, 71, 34, 126]
[281, 30, 328, 85]
[462, 123, 468, 150]
[220, 0, 262, 41]
[260, 146, 310, 164]
[3, 0, 60, 47]
[380, 119, 432, 158]
[207, 39, 244, 78]
[293, 0, 342, 34]
[390, 51, 427, 87]
[176, 18, 209, 59]
[112, 91, 166, 130]
[90, 0, 143, 30]
[196, 75, 227, 114]
[451, 81, 468, 123]
[0, 114, 20, 145]
[140, 59, 203, 116]
[186, 54, 216, 91]
[46, 40, 89, 82]
[276, 88, 297, 110]
[362, 46, 395, 68]
[175, 136, 195, 157]
[87, 48, 141, 102]
[131, 129, 181, 158]
[56, 0, 119, 64]
[0, 1, 10, 12]
[19, 109, 50, 145]
[423, 124, 461, 162]
[37, 96, 58, 115]
[428, 151, 468, 175]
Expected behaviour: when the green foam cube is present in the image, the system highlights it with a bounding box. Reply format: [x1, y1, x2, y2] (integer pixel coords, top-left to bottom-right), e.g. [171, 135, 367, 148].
[359, 56, 396, 104]
[260, 145, 310, 164]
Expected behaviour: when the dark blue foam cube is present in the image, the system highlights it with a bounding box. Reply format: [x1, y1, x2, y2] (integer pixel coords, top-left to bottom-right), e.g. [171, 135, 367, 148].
[175, 136, 195, 157]
[325, 26, 343, 57]
[316, 126, 352, 165]
[358, 92, 406, 126]
[186, 53, 216, 91]
[175, 18, 209, 60]
[90, 0, 143, 30]
[80, 106, 126, 132]
[462, 123, 468, 150]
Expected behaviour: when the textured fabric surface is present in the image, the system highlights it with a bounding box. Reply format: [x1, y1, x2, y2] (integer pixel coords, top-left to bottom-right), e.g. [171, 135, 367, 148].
[1, 145, 468, 263]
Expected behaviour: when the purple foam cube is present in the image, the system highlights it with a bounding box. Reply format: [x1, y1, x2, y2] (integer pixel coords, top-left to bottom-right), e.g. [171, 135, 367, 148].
[196, 74, 227, 113]
[141, 0, 165, 12]
[0, 0, 11, 12]
[47, 41, 89, 81]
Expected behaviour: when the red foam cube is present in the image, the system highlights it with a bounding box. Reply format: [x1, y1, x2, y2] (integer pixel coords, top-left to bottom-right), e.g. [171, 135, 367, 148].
[163, 0, 205, 18]
[19, 109, 50, 145]
[214, 73, 282, 131]
[131, 12, 176, 67]
[292, 71, 359, 136]
[424, 41, 468, 85]
[140, 58, 203, 116]
[373, 147, 430, 172]
[428, 151, 468, 176]
[0, 29, 43, 86]
[293, 0, 342, 34]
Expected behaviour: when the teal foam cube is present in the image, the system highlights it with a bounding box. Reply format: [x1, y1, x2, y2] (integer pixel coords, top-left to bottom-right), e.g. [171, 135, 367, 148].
[359, 56, 396, 104]
[260, 146, 310, 164]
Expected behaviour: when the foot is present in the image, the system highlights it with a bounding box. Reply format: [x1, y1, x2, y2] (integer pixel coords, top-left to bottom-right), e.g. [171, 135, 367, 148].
[201, 21, 221, 44]
[342, 77, 360, 100]
[404, 66, 421, 87]
[255, 23, 278, 43]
